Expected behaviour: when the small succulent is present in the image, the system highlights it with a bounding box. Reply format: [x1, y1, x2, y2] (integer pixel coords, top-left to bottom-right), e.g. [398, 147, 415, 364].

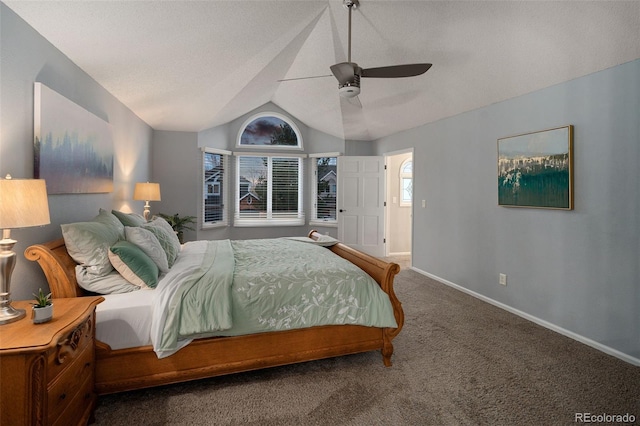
[33, 288, 52, 308]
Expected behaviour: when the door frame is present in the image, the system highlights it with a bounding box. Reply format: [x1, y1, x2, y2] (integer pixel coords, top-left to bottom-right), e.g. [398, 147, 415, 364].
[384, 148, 414, 259]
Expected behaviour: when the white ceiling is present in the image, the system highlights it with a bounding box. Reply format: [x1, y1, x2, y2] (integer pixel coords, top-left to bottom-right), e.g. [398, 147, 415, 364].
[5, 0, 640, 141]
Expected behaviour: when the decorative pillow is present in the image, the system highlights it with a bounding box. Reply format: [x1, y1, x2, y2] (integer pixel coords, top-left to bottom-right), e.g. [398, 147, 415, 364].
[125, 226, 169, 273]
[141, 217, 181, 268]
[94, 208, 125, 240]
[76, 267, 140, 294]
[112, 210, 146, 227]
[61, 217, 122, 277]
[108, 241, 159, 288]
[314, 234, 339, 246]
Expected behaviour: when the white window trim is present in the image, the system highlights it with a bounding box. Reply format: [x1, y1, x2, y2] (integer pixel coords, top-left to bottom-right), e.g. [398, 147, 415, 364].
[236, 112, 303, 150]
[234, 153, 306, 227]
[202, 147, 231, 229]
[310, 153, 341, 228]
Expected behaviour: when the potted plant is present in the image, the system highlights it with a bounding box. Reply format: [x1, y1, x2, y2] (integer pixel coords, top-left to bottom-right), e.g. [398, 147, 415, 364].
[32, 288, 53, 324]
[158, 213, 196, 244]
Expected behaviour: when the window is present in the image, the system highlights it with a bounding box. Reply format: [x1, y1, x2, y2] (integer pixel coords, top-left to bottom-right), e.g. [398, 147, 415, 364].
[310, 154, 339, 225]
[237, 113, 303, 150]
[400, 159, 412, 206]
[202, 148, 229, 227]
[235, 154, 304, 226]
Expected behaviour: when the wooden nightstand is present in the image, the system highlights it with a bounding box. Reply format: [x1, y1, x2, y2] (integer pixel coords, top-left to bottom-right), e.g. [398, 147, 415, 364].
[0, 296, 103, 426]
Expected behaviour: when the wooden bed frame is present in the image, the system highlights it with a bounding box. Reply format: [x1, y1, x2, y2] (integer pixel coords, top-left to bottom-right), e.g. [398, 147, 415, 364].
[25, 231, 403, 395]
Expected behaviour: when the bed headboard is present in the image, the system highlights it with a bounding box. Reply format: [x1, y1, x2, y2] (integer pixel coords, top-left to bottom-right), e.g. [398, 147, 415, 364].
[24, 238, 88, 298]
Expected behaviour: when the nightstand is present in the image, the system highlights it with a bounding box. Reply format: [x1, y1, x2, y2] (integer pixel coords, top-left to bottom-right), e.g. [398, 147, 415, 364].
[0, 296, 103, 426]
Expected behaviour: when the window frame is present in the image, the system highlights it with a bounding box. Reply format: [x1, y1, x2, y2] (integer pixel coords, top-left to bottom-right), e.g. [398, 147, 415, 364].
[234, 152, 306, 227]
[309, 152, 341, 227]
[202, 147, 230, 229]
[236, 112, 303, 150]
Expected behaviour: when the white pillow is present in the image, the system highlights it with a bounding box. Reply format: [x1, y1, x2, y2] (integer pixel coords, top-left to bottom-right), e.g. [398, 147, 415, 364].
[125, 226, 170, 273]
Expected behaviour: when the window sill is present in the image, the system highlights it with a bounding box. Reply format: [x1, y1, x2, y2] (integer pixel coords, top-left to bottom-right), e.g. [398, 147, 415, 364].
[309, 220, 338, 228]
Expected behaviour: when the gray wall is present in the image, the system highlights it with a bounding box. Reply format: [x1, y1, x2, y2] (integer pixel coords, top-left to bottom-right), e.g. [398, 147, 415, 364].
[0, 4, 153, 299]
[374, 59, 640, 363]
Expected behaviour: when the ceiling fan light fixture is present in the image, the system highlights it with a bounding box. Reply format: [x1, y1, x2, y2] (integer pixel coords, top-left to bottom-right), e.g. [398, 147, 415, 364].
[339, 84, 360, 98]
[339, 75, 361, 98]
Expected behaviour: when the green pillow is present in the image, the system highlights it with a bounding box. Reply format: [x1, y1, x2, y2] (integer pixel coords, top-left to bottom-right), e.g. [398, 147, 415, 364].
[94, 208, 125, 240]
[112, 210, 146, 227]
[61, 219, 121, 277]
[141, 217, 181, 268]
[108, 241, 159, 288]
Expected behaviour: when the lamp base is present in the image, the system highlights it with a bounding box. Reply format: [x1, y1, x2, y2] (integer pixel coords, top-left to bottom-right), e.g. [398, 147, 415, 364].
[0, 301, 26, 325]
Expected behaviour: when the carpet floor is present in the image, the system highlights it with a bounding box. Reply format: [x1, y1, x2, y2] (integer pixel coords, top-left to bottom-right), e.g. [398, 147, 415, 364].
[93, 268, 639, 425]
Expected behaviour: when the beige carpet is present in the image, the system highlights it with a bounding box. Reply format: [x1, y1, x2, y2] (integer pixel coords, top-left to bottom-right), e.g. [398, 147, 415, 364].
[93, 269, 639, 425]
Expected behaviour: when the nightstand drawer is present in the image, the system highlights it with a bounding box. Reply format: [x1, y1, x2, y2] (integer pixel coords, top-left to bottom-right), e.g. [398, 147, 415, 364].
[47, 344, 94, 424]
[51, 373, 94, 426]
[47, 314, 94, 383]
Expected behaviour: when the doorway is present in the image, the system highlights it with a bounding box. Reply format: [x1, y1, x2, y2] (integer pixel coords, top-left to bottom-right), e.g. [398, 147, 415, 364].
[385, 150, 413, 265]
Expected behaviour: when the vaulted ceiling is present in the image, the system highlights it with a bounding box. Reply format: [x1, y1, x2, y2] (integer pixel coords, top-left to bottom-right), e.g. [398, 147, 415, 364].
[4, 0, 640, 141]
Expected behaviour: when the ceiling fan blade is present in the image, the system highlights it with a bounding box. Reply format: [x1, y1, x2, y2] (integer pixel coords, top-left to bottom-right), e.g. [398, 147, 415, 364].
[361, 63, 432, 78]
[346, 95, 362, 108]
[330, 62, 357, 85]
[277, 74, 332, 82]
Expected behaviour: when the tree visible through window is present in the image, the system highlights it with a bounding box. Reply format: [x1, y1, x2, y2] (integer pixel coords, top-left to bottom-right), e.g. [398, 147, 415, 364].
[237, 113, 302, 149]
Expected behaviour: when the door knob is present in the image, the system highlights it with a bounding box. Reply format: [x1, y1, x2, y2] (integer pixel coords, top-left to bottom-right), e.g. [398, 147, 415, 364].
[339, 209, 346, 212]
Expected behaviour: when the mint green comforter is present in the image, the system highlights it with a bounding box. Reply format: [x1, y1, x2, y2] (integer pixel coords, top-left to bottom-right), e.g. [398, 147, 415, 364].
[151, 238, 397, 358]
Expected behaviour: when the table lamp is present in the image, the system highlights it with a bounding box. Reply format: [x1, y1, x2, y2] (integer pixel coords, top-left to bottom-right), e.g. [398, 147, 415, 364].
[0, 175, 51, 325]
[133, 182, 161, 221]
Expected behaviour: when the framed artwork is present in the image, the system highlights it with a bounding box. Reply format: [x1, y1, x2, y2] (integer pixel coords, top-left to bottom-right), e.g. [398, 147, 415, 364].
[498, 125, 573, 210]
[34, 82, 114, 194]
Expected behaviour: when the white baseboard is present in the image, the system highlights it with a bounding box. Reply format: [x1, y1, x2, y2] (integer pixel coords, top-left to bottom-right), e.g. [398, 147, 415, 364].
[410, 267, 640, 367]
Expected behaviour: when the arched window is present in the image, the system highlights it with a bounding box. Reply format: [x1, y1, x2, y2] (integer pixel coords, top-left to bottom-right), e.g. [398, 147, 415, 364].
[236, 112, 302, 150]
[400, 159, 412, 206]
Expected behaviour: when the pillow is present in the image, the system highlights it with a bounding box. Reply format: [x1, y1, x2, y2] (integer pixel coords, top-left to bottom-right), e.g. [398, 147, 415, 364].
[141, 217, 181, 268]
[284, 235, 339, 247]
[314, 234, 340, 246]
[61, 217, 122, 277]
[112, 210, 146, 227]
[125, 226, 170, 273]
[76, 267, 140, 295]
[94, 208, 125, 240]
[108, 241, 159, 288]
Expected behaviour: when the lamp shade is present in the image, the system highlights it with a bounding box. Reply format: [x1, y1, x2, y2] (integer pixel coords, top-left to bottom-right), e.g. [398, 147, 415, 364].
[133, 182, 161, 201]
[0, 177, 50, 229]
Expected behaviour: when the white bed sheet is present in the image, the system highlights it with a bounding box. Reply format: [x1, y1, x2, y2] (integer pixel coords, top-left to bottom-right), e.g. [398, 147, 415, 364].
[95, 289, 155, 349]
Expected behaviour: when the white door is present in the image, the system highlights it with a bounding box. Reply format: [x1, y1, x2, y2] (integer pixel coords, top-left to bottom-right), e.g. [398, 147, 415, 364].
[337, 156, 385, 257]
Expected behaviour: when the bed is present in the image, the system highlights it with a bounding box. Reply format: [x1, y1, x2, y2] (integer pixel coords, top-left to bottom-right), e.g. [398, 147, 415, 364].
[25, 214, 403, 395]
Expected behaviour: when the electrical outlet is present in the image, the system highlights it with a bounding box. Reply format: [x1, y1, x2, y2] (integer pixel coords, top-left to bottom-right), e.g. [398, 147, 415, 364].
[499, 273, 507, 286]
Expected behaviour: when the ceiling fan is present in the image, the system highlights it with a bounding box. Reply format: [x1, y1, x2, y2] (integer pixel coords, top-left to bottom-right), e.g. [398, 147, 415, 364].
[280, 0, 432, 99]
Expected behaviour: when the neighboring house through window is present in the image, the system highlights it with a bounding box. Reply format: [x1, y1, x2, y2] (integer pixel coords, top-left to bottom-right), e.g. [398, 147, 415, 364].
[310, 154, 340, 226]
[202, 148, 230, 227]
[234, 113, 305, 227]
